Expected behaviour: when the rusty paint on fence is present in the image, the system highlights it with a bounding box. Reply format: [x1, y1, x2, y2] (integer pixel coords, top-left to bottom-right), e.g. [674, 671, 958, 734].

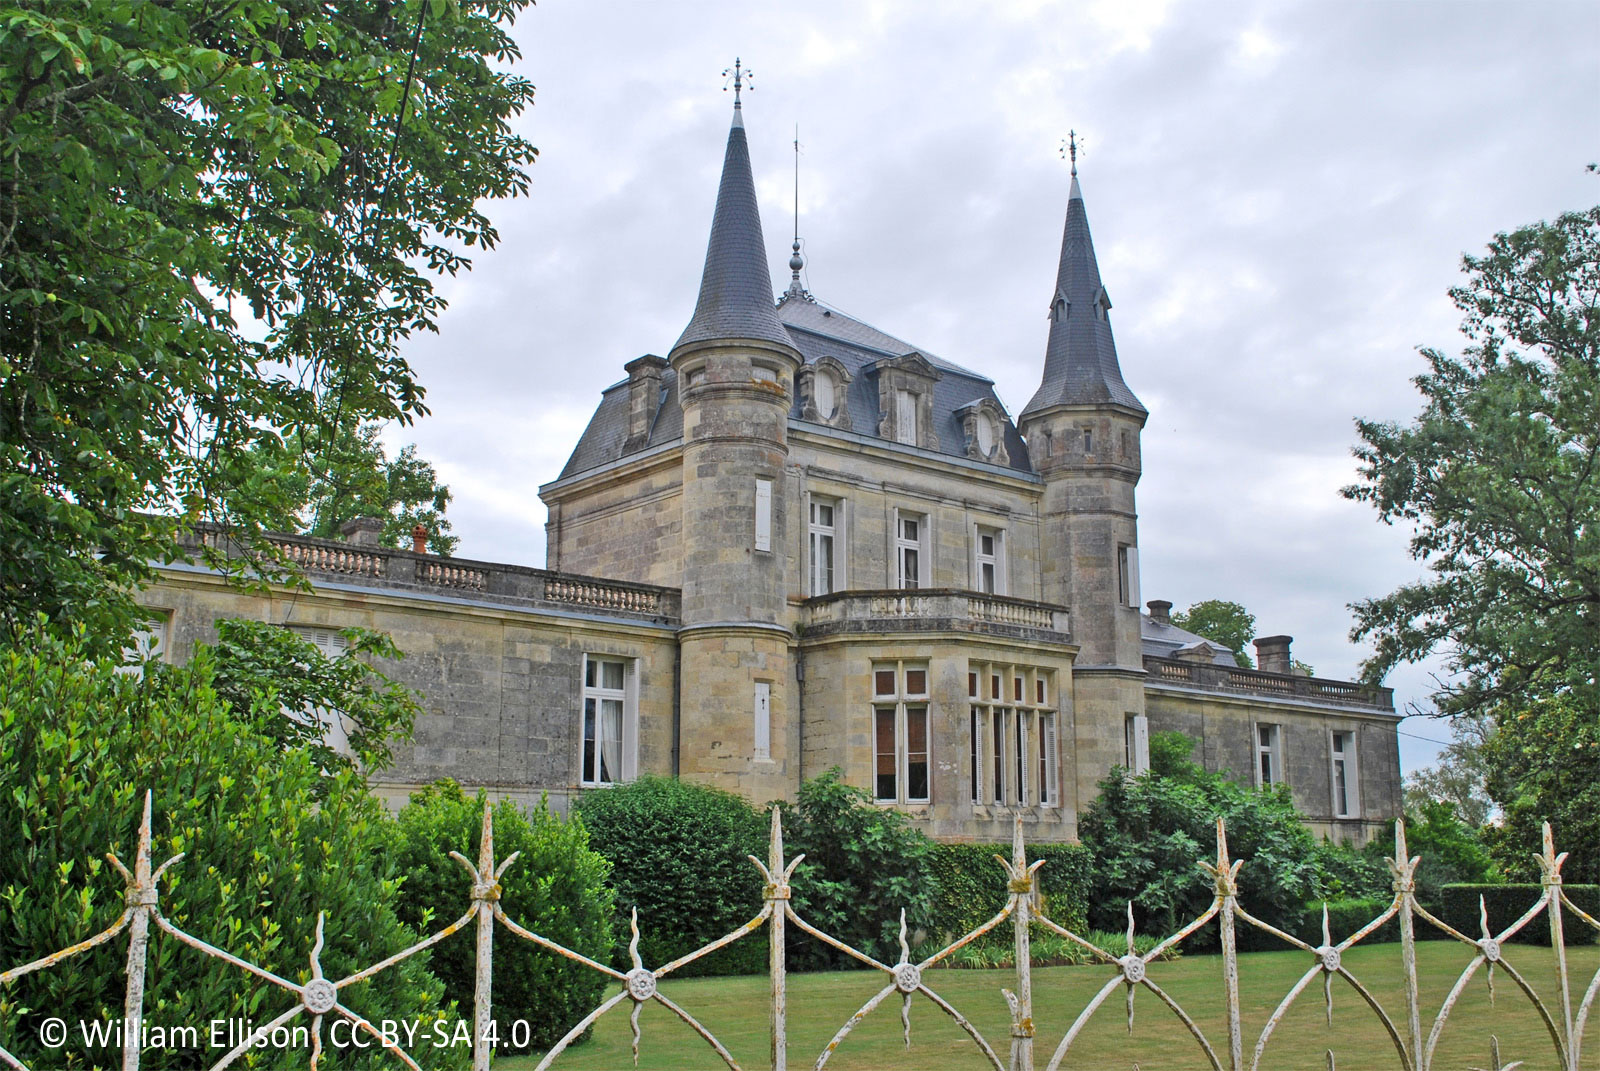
[2, 798, 1598, 1071]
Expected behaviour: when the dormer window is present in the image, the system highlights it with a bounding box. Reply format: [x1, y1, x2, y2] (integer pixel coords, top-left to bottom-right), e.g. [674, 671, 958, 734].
[956, 398, 1011, 465]
[814, 370, 837, 419]
[870, 351, 942, 450]
[798, 355, 853, 428]
[894, 390, 918, 445]
[1051, 289, 1070, 323]
[976, 411, 995, 455]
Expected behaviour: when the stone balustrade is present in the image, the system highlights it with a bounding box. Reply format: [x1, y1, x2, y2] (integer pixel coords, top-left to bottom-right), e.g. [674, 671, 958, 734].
[801, 588, 1069, 638]
[1144, 655, 1394, 711]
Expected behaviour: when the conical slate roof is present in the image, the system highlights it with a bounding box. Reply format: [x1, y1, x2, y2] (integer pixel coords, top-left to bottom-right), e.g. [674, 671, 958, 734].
[671, 106, 792, 355]
[1020, 175, 1145, 417]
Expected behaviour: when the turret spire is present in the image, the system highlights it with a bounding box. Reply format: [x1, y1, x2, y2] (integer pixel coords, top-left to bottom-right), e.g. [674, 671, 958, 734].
[1020, 152, 1145, 418]
[673, 64, 792, 355]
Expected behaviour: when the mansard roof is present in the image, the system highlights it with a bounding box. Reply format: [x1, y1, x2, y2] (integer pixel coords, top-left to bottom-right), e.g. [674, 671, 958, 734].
[556, 297, 1032, 480]
[1021, 175, 1145, 418]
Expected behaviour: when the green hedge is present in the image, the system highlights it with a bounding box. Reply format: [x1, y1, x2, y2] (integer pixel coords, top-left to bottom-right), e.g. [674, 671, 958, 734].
[926, 841, 1091, 939]
[1294, 898, 1398, 946]
[1438, 884, 1600, 945]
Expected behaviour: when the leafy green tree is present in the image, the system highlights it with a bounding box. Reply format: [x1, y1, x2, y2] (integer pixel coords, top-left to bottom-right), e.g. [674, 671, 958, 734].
[0, 622, 455, 1069]
[1171, 600, 1257, 668]
[1083, 732, 1326, 949]
[0, 0, 535, 651]
[389, 782, 613, 1052]
[1343, 205, 1600, 719]
[206, 618, 422, 779]
[1482, 695, 1600, 883]
[253, 422, 459, 555]
[775, 769, 939, 969]
[1403, 712, 1495, 828]
[576, 775, 767, 977]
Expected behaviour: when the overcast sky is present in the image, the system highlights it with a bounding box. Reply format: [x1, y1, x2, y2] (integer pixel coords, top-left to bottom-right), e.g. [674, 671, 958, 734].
[393, 0, 1599, 776]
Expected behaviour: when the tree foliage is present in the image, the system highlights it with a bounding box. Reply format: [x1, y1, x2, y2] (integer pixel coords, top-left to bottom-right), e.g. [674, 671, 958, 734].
[389, 782, 613, 1052]
[1344, 205, 1600, 718]
[252, 422, 459, 555]
[1482, 694, 1600, 883]
[1403, 712, 1495, 828]
[0, 622, 453, 1069]
[1171, 600, 1257, 668]
[0, 0, 535, 650]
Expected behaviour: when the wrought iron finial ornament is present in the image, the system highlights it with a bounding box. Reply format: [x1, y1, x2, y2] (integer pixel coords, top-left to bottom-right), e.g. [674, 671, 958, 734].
[1061, 130, 1082, 177]
[722, 57, 751, 107]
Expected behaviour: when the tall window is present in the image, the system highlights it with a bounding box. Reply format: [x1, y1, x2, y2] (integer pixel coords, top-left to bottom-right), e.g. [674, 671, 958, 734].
[809, 497, 840, 596]
[968, 663, 1057, 807]
[754, 478, 772, 552]
[1331, 731, 1358, 817]
[895, 389, 919, 445]
[974, 526, 1005, 595]
[290, 626, 353, 754]
[1124, 713, 1149, 775]
[1257, 724, 1281, 787]
[119, 611, 171, 677]
[895, 513, 926, 589]
[754, 682, 771, 760]
[582, 656, 633, 786]
[873, 662, 929, 804]
[1117, 544, 1140, 608]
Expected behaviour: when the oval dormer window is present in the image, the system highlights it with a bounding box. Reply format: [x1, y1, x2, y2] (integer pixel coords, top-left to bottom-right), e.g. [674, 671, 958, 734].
[814, 370, 837, 420]
[976, 412, 996, 456]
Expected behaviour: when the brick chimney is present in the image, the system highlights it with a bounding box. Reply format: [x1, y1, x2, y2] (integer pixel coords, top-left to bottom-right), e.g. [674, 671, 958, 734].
[1255, 635, 1293, 675]
[411, 523, 428, 555]
[623, 354, 668, 452]
[339, 516, 384, 547]
[1146, 599, 1172, 627]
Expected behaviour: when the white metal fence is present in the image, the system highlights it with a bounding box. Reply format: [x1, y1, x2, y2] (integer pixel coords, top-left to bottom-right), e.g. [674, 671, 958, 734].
[2, 792, 1596, 1070]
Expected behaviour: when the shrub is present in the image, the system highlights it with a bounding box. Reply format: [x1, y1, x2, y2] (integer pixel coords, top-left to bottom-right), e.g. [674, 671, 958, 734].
[1080, 733, 1326, 951]
[775, 769, 938, 970]
[388, 782, 613, 1052]
[1438, 884, 1600, 945]
[1295, 898, 1398, 945]
[926, 841, 1091, 939]
[0, 623, 453, 1069]
[576, 776, 767, 977]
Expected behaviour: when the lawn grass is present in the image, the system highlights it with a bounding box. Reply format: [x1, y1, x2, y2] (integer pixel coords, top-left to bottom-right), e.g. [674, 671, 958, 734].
[500, 940, 1599, 1070]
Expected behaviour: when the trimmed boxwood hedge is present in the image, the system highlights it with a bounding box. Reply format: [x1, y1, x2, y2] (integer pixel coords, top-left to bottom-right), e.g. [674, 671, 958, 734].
[1438, 884, 1600, 945]
[926, 841, 1091, 939]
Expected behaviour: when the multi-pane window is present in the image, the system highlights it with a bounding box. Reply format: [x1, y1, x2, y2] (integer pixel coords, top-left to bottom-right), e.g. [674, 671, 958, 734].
[1257, 724, 1281, 787]
[974, 526, 1004, 595]
[873, 662, 930, 804]
[968, 663, 1057, 807]
[895, 513, 926, 589]
[1331, 731, 1358, 817]
[290, 626, 353, 754]
[809, 497, 840, 596]
[582, 656, 632, 786]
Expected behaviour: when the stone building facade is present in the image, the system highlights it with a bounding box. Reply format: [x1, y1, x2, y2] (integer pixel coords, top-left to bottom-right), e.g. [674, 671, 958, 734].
[140, 93, 1400, 845]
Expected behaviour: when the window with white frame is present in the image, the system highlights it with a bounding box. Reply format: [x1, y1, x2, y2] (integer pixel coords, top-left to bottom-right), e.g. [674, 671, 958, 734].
[1257, 723, 1282, 787]
[582, 656, 635, 786]
[1331, 731, 1358, 818]
[873, 662, 929, 804]
[968, 663, 1057, 807]
[974, 525, 1005, 595]
[895, 512, 927, 589]
[808, 496, 842, 596]
[290, 626, 353, 755]
[1124, 713, 1150, 775]
[118, 611, 172, 677]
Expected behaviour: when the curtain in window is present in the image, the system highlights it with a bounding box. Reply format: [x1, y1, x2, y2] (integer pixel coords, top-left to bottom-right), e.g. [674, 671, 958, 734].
[601, 698, 624, 783]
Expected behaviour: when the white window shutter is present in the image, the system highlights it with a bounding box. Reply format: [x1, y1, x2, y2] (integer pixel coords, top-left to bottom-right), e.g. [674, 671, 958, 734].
[1125, 545, 1141, 608]
[754, 478, 772, 552]
[753, 682, 771, 759]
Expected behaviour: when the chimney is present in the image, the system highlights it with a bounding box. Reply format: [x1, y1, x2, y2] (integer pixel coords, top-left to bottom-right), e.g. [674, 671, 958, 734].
[1255, 635, 1293, 675]
[411, 523, 428, 555]
[623, 354, 668, 452]
[339, 515, 384, 547]
[1146, 599, 1172, 627]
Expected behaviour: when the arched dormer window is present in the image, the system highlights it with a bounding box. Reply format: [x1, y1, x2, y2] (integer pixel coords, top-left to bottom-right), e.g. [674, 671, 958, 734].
[798, 355, 853, 429]
[956, 399, 1011, 465]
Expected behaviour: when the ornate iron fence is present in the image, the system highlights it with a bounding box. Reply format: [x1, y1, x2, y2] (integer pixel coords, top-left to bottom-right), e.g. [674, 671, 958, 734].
[2, 792, 1596, 1070]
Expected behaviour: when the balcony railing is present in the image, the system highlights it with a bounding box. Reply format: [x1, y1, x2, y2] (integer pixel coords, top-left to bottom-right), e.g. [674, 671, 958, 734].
[1145, 655, 1394, 711]
[179, 526, 680, 624]
[801, 588, 1069, 638]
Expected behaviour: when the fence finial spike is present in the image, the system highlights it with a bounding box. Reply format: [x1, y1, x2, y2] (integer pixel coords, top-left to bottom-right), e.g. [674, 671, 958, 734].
[769, 806, 785, 873]
[477, 800, 496, 878]
[1012, 812, 1026, 871]
[135, 788, 154, 886]
[628, 906, 643, 970]
[1394, 815, 1409, 863]
[1215, 817, 1230, 870]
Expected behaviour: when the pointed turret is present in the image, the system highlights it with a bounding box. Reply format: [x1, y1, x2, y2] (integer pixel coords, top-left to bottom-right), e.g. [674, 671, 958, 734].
[672, 100, 791, 356]
[1020, 174, 1145, 418]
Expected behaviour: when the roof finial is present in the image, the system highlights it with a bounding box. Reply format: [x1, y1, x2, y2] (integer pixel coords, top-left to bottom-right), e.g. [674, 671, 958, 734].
[722, 57, 751, 108]
[1060, 130, 1082, 177]
[788, 124, 808, 294]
